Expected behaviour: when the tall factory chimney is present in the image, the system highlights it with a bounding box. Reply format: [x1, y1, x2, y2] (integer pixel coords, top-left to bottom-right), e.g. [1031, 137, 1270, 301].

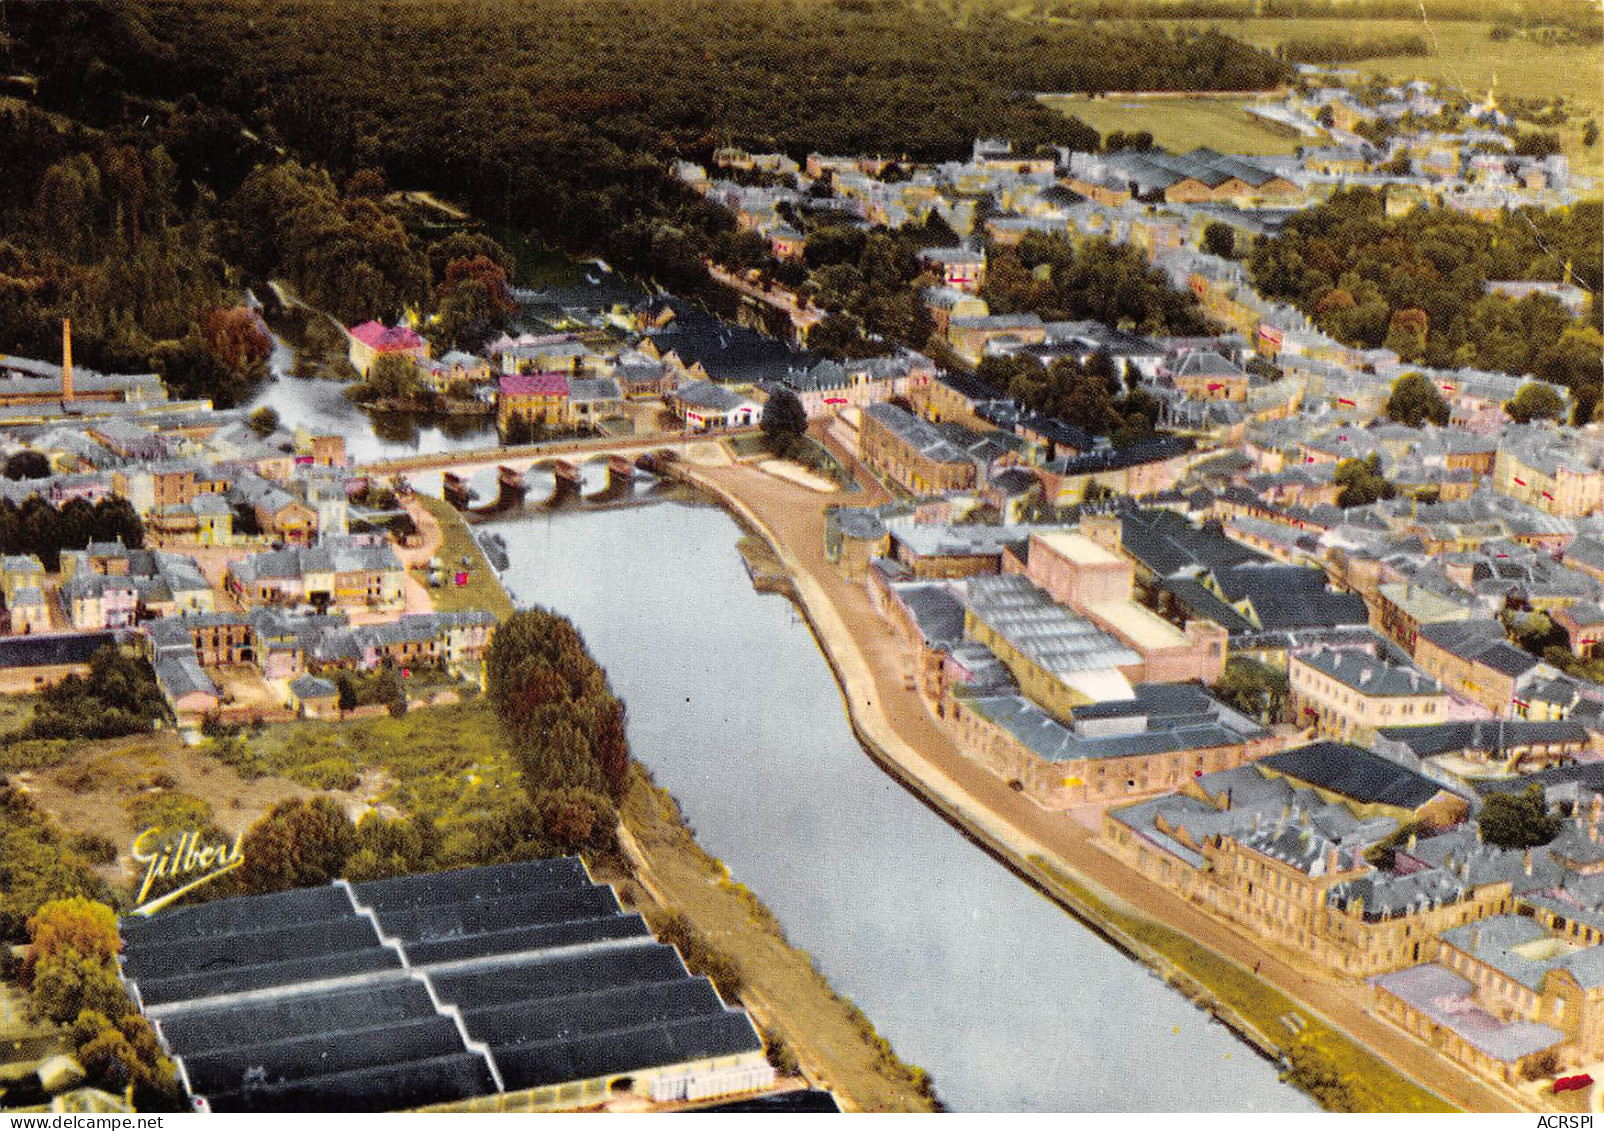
[61, 318, 74, 406]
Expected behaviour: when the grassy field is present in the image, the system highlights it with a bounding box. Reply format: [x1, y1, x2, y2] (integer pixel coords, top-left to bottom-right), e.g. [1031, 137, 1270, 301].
[1046, 17, 1602, 175]
[1044, 93, 1305, 155]
[414, 492, 516, 620]
[1166, 18, 1601, 114]
[245, 700, 524, 861]
[1156, 17, 1602, 175]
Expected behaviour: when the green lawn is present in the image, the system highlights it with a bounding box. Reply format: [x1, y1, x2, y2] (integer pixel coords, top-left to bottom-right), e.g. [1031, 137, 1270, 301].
[414, 493, 516, 621]
[1043, 93, 1305, 156]
[247, 700, 524, 860]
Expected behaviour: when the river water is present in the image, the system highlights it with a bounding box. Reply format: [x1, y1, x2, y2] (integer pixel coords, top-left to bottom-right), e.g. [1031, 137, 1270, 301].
[487, 501, 1316, 1113]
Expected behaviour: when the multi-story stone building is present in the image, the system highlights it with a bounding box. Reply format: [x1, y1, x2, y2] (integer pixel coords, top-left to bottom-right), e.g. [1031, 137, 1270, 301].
[1290, 648, 1448, 745]
[859, 403, 977, 497]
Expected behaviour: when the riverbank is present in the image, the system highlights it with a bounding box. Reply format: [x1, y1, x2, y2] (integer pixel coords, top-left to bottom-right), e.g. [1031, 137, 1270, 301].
[681, 459, 1515, 1114]
[427, 493, 938, 1110]
[602, 769, 940, 1112]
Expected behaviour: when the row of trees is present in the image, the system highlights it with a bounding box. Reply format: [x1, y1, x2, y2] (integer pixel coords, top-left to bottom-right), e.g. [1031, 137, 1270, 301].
[0, 496, 144, 572]
[1278, 33, 1428, 63]
[1045, 0, 1594, 18]
[485, 609, 630, 801]
[0, 787, 109, 941]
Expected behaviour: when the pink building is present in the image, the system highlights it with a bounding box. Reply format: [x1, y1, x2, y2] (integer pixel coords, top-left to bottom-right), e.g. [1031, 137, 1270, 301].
[347, 321, 429, 376]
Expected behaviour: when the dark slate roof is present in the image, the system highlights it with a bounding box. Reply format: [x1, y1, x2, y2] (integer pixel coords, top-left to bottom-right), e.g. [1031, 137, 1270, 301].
[1071, 681, 1220, 721]
[932, 370, 1007, 405]
[1375, 720, 1589, 759]
[1262, 742, 1449, 810]
[1120, 509, 1266, 578]
[1162, 578, 1256, 635]
[0, 630, 118, 668]
[1215, 565, 1368, 631]
[889, 582, 966, 650]
[121, 859, 766, 1113]
[1417, 619, 1538, 677]
[1296, 648, 1442, 697]
[1048, 435, 1194, 476]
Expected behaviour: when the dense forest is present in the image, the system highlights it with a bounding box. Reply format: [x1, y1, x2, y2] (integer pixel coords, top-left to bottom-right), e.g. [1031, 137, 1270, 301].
[0, 93, 510, 401]
[1248, 189, 1603, 418]
[2, 0, 1284, 306]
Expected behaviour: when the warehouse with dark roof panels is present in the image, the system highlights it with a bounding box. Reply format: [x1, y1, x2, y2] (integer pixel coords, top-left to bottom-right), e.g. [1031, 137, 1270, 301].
[120, 859, 776, 1112]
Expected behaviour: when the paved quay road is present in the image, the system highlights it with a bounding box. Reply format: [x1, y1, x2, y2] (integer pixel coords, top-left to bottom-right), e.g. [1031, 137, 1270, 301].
[488, 500, 1312, 1111]
[689, 459, 1525, 1115]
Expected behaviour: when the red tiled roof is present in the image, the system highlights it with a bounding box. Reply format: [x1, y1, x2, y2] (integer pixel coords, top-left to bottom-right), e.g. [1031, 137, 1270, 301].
[499, 373, 570, 397]
[349, 320, 426, 352]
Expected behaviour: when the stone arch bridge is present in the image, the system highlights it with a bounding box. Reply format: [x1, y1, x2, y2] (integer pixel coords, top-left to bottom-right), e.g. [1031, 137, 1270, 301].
[356, 429, 755, 517]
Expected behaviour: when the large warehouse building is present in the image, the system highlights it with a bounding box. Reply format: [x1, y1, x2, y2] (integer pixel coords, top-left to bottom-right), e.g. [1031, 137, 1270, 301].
[117, 858, 777, 1112]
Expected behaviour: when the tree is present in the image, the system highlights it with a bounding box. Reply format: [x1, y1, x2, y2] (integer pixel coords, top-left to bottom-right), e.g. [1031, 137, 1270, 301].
[1513, 131, 1563, 158]
[1334, 453, 1397, 508]
[355, 352, 423, 403]
[591, 699, 629, 802]
[1585, 120, 1599, 148]
[1384, 372, 1449, 427]
[248, 405, 281, 436]
[69, 1012, 180, 1110]
[1383, 307, 1429, 361]
[21, 646, 166, 740]
[760, 387, 808, 457]
[1202, 222, 1236, 259]
[28, 950, 131, 1024]
[22, 900, 127, 1023]
[1478, 784, 1562, 849]
[3, 450, 49, 480]
[426, 231, 511, 280]
[22, 897, 119, 973]
[1211, 657, 1287, 725]
[335, 672, 359, 713]
[1505, 382, 1565, 424]
[78, 1030, 139, 1091]
[204, 306, 272, 376]
[433, 253, 515, 352]
[237, 796, 358, 894]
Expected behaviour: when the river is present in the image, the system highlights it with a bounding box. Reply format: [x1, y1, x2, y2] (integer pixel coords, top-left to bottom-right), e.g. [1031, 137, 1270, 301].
[486, 500, 1317, 1113]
